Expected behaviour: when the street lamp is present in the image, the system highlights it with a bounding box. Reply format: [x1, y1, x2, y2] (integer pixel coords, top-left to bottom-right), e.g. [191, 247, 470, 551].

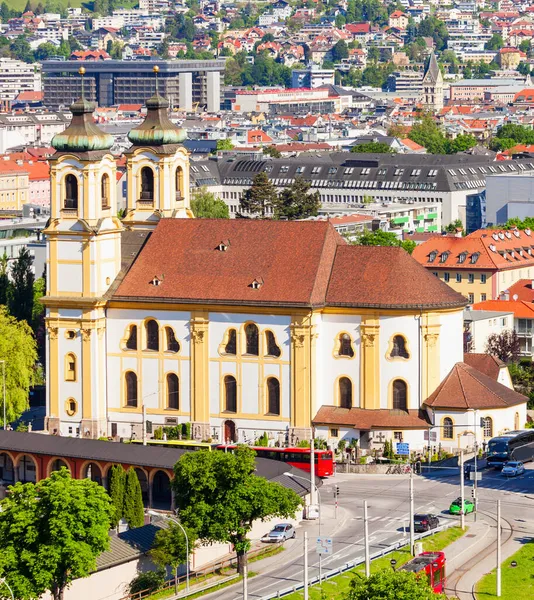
[147, 510, 190, 592]
[0, 578, 14, 600]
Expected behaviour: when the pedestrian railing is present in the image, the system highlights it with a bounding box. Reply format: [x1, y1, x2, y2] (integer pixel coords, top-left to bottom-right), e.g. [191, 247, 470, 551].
[259, 522, 455, 600]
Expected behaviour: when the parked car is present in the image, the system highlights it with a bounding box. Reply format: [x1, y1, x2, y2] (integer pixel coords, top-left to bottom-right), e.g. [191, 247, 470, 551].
[414, 513, 440, 533]
[449, 498, 475, 515]
[262, 523, 296, 543]
[502, 461, 525, 477]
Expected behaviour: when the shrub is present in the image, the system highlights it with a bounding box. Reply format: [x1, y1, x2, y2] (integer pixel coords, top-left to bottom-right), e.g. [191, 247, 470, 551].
[129, 570, 165, 596]
[256, 432, 269, 447]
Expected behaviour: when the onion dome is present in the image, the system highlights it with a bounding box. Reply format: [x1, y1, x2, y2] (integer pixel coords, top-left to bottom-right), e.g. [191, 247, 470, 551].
[51, 68, 113, 153]
[128, 65, 187, 146]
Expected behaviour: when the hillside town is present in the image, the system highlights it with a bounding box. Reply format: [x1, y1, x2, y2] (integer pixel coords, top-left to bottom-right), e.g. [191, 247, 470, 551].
[1, 1, 534, 600]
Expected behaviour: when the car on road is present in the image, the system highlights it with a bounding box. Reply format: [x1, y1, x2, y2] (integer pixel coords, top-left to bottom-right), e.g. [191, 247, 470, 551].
[449, 498, 475, 515]
[414, 514, 440, 533]
[501, 461, 525, 477]
[262, 523, 296, 543]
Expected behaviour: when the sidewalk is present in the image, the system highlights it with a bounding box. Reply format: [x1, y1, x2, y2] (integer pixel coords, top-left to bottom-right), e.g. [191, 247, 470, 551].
[445, 515, 523, 599]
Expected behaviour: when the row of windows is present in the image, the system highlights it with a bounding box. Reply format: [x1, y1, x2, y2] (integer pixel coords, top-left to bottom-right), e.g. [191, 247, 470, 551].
[125, 372, 179, 410]
[442, 416, 494, 439]
[335, 333, 409, 360]
[433, 272, 488, 284]
[337, 377, 407, 410]
[125, 321, 180, 353]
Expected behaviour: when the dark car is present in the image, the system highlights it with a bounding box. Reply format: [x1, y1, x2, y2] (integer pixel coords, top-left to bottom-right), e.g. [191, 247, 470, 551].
[414, 513, 440, 532]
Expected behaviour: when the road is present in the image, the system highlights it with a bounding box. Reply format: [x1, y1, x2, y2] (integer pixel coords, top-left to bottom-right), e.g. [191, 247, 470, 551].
[206, 463, 534, 600]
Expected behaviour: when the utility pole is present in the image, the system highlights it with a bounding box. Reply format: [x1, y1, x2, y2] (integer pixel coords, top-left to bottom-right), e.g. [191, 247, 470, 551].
[497, 499, 501, 597]
[310, 436, 317, 508]
[460, 450, 465, 530]
[142, 404, 147, 446]
[410, 469, 415, 555]
[304, 532, 308, 600]
[364, 500, 370, 577]
[243, 563, 248, 600]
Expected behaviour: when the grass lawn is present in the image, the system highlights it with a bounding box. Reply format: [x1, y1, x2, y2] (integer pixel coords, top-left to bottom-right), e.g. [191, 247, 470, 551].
[283, 526, 466, 600]
[476, 540, 534, 599]
[10, 0, 86, 11]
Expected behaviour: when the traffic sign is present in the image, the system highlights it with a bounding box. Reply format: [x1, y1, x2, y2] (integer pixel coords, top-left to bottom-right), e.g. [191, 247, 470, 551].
[316, 536, 333, 555]
[396, 442, 410, 456]
[470, 471, 482, 481]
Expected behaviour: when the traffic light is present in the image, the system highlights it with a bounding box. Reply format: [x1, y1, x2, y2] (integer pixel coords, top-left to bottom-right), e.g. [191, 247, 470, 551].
[471, 489, 476, 499]
[335, 485, 340, 497]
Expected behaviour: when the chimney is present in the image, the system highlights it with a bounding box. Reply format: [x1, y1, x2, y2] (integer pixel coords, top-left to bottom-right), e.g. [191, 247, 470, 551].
[500, 290, 510, 301]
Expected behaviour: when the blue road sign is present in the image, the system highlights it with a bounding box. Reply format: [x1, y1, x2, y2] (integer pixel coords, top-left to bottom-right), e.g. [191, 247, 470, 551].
[396, 443, 410, 455]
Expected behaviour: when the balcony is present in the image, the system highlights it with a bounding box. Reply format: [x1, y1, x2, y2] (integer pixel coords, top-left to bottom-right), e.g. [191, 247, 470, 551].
[137, 191, 154, 207]
[62, 198, 77, 212]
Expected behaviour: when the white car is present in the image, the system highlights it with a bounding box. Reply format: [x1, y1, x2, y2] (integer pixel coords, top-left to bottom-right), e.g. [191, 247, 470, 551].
[502, 461, 525, 477]
[262, 523, 296, 543]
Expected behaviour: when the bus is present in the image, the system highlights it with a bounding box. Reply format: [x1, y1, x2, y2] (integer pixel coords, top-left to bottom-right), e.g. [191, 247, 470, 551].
[487, 429, 534, 468]
[398, 552, 446, 594]
[217, 446, 335, 477]
[130, 439, 217, 451]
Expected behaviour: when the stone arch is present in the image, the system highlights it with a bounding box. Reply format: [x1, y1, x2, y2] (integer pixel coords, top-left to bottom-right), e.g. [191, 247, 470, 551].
[151, 470, 172, 511]
[0, 451, 15, 485]
[81, 462, 103, 485]
[135, 467, 149, 507]
[48, 457, 71, 476]
[16, 454, 37, 483]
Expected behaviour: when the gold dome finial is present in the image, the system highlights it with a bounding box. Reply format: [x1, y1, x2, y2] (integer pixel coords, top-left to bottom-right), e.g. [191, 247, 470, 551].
[153, 65, 160, 74]
[79, 66, 86, 76]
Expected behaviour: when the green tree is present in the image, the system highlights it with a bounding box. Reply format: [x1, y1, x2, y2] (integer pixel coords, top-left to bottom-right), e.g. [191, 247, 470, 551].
[485, 33, 504, 50]
[263, 146, 281, 158]
[0, 469, 113, 600]
[335, 14, 346, 28]
[273, 177, 321, 220]
[108, 464, 125, 528]
[446, 134, 477, 154]
[10, 36, 34, 62]
[150, 522, 195, 594]
[0, 306, 37, 423]
[345, 568, 446, 600]
[353, 230, 416, 254]
[216, 139, 234, 151]
[519, 40, 531, 54]
[9, 247, 34, 324]
[240, 172, 277, 218]
[367, 46, 380, 62]
[123, 467, 144, 529]
[445, 219, 463, 233]
[409, 116, 447, 154]
[416, 16, 448, 51]
[172, 446, 302, 574]
[332, 40, 349, 61]
[351, 142, 395, 153]
[191, 188, 229, 219]
[0, 253, 8, 306]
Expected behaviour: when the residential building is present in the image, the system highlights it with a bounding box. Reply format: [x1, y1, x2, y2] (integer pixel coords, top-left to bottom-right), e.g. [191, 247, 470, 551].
[412, 227, 534, 303]
[485, 171, 534, 226]
[291, 67, 335, 89]
[463, 309, 514, 353]
[450, 78, 527, 102]
[0, 112, 68, 153]
[0, 59, 41, 110]
[0, 160, 29, 211]
[231, 88, 341, 114]
[41, 59, 225, 112]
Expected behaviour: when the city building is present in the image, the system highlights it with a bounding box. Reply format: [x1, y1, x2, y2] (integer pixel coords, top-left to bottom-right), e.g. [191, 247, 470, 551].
[0, 59, 41, 110]
[231, 87, 344, 115]
[412, 228, 534, 303]
[421, 52, 444, 113]
[41, 59, 225, 112]
[0, 159, 29, 211]
[449, 78, 526, 102]
[484, 171, 534, 227]
[291, 67, 335, 89]
[463, 309, 514, 353]
[0, 112, 68, 153]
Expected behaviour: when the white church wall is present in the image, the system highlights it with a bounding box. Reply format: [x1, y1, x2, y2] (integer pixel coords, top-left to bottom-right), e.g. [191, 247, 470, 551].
[438, 310, 464, 382]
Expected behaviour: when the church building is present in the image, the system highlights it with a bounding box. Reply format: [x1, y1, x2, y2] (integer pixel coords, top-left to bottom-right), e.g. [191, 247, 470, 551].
[421, 51, 444, 113]
[43, 70, 526, 452]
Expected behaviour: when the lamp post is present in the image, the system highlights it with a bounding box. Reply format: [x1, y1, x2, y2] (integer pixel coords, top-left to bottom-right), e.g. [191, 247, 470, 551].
[147, 510, 190, 593]
[0, 360, 6, 430]
[0, 578, 14, 600]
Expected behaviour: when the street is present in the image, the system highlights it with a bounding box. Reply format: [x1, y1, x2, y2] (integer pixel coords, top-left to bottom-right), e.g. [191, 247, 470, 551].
[205, 464, 534, 600]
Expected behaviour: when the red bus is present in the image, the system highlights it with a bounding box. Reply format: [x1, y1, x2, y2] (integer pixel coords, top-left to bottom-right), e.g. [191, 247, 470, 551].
[398, 551, 446, 594]
[217, 446, 335, 478]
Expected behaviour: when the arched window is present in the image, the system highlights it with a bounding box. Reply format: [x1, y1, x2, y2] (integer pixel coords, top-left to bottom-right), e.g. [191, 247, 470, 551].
[265, 330, 281, 357]
[126, 325, 137, 350]
[65, 353, 76, 382]
[175, 166, 183, 200]
[224, 375, 237, 413]
[125, 371, 138, 407]
[165, 327, 180, 353]
[392, 380, 407, 411]
[140, 166, 154, 202]
[390, 335, 410, 359]
[65, 398, 77, 416]
[146, 319, 159, 351]
[167, 373, 179, 410]
[515, 412, 520, 430]
[101, 173, 110, 209]
[482, 417, 493, 438]
[245, 323, 259, 355]
[338, 333, 354, 358]
[267, 377, 280, 415]
[339, 377, 352, 409]
[225, 329, 237, 355]
[443, 417, 453, 440]
[64, 174, 78, 210]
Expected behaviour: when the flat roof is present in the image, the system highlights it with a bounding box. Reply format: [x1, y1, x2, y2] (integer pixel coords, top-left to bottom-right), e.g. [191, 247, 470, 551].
[464, 309, 514, 321]
[41, 59, 226, 74]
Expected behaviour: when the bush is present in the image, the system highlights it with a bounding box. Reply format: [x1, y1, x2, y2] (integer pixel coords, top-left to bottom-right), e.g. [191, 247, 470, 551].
[337, 439, 347, 453]
[129, 570, 165, 596]
[359, 457, 367, 464]
[256, 432, 269, 447]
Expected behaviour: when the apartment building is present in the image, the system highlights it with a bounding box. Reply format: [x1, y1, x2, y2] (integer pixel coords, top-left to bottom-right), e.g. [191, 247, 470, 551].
[0, 59, 41, 110]
[0, 112, 68, 153]
[0, 160, 29, 211]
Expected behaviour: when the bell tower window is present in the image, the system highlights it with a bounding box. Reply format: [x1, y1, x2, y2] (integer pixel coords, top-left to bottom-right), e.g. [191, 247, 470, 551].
[140, 167, 154, 204]
[64, 174, 78, 210]
[101, 173, 110, 209]
[175, 166, 183, 201]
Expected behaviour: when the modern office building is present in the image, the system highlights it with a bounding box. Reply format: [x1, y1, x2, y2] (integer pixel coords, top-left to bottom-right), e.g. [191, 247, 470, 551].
[291, 67, 335, 89]
[41, 59, 225, 111]
[484, 172, 534, 227]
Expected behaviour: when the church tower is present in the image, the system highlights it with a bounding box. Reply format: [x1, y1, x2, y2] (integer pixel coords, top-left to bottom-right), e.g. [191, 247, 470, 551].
[421, 51, 444, 113]
[44, 68, 122, 438]
[123, 66, 193, 230]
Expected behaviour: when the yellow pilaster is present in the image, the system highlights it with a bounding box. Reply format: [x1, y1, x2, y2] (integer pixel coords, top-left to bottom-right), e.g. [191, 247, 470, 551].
[190, 311, 209, 424]
[47, 324, 59, 417]
[289, 315, 313, 429]
[81, 326, 93, 419]
[422, 313, 441, 401]
[360, 317, 380, 410]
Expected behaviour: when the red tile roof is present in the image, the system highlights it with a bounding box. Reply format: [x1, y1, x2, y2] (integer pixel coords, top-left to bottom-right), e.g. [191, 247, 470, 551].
[424, 362, 527, 409]
[506, 278, 534, 301]
[15, 91, 43, 102]
[115, 221, 466, 310]
[313, 407, 430, 429]
[463, 353, 505, 381]
[471, 299, 534, 318]
[25, 161, 49, 181]
[0, 160, 28, 175]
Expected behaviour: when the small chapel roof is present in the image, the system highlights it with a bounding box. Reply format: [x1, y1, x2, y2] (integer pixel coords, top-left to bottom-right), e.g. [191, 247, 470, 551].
[113, 219, 467, 310]
[313, 407, 431, 430]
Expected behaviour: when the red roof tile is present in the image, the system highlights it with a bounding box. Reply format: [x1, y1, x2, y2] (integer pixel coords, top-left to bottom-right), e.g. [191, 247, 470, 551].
[463, 353, 505, 380]
[507, 278, 534, 301]
[313, 407, 430, 429]
[424, 362, 526, 410]
[471, 299, 534, 318]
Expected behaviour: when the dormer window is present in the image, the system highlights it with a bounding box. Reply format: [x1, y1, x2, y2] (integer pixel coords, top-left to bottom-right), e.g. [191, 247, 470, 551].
[526, 228, 531, 236]
[470, 252, 480, 264]
[150, 276, 162, 286]
[250, 277, 264, 289]
[440, 251, 450, 263]
[217, 240, 230, 252]
[428, 250, 437, 263]
[492, 233, 499, 241]
[505, 231, 512, 239]
[514, 229, 520, 237]
[499, 232, 505, 240]
[458, 252, 467, 264]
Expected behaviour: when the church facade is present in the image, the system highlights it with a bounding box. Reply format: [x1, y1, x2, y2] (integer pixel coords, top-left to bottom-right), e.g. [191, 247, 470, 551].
[43, 75, 525, 450]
